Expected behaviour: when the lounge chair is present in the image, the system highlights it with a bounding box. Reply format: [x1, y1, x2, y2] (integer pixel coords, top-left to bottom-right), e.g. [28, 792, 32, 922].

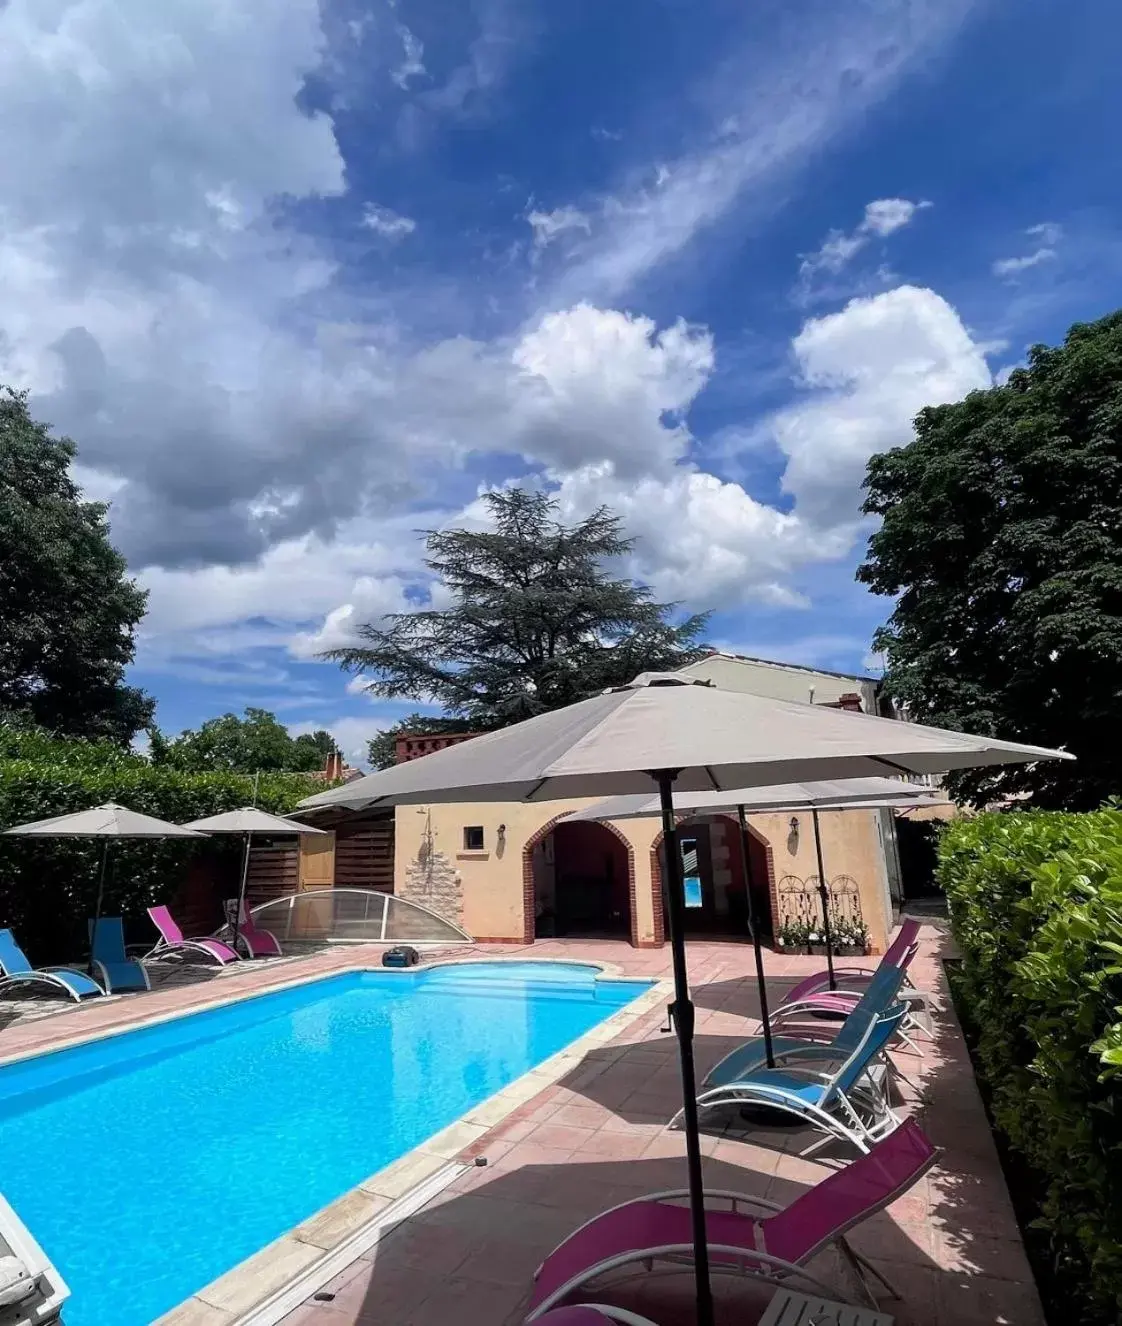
[88, 917, 151, 993]
[776, 929, 932, 1053]
[222, 900, 282, 958]
[0, 928, 104, 1002]
[145, 906, 240, 965]
[703, 961, 910, 1086]
[525, 1118, 937, 1319]
[778, 918, 921, 1008]
[534, 1309, 659, 1326]
[684, 1000, 908, 1155]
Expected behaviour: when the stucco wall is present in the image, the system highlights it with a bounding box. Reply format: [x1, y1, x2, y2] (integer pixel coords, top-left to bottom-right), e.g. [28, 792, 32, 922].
[395, 796, 894, 950]
[678, 654, 878, 709]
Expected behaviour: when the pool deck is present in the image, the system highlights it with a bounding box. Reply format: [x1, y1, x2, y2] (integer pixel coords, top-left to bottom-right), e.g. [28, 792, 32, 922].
[0, 925, 1043, 1326]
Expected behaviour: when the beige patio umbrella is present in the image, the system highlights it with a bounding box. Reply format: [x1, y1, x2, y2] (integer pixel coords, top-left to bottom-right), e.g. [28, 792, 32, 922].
[179, 808, 326, 954]
[564, 777, 946, 1062]
[297, 672, 1070, 1326]
[2, 803, 208, 971]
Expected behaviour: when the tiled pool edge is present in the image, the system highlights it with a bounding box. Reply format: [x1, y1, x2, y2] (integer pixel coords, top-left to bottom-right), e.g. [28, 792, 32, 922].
[108, 967, 669, 1325]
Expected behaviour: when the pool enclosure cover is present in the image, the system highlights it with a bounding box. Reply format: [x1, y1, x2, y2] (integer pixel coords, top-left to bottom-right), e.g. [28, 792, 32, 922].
[250, 889, 472, 947]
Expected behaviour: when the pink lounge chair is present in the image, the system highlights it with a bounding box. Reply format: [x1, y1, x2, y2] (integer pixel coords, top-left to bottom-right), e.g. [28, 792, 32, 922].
[525, 1118, 937, 1319]
[145, 905, 240, 965]
[223, 900, 282, 958]
[776, 920, 932, 1051]
[779, 919, 921, 1009]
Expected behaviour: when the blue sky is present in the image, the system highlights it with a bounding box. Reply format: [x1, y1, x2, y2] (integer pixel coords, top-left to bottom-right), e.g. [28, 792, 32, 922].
[2, 0, 1120, 763]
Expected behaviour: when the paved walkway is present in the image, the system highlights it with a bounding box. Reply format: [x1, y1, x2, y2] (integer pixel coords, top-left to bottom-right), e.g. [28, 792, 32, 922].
[0, 926, 1040, 1324]
[272, 928, 1043, 1326]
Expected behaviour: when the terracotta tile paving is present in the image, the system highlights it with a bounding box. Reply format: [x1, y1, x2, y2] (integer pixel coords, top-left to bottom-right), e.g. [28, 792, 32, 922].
[0, 923, 1044, 1325]
[281, 925, 1045, 1326]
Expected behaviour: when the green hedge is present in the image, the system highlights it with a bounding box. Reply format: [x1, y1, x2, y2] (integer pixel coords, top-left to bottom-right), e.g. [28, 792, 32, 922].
[939, 810, 1122, 1322]
[0, 748, 324, 963]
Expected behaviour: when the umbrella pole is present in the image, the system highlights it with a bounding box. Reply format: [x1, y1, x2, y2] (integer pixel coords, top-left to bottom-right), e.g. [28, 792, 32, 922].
[736, 805, 775, 1068]
[232, 832, 251, 955]
[653, 769, 715, 1326]
[811, 808, 837, 988]
[89, 839, 110, 977]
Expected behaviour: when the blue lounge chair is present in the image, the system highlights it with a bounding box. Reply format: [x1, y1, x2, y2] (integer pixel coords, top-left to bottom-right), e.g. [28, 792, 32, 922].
[89, 918, 151, 993]
[703, 961, 909, 1085]
[677, 1000, 909, 1155]
[0, 928, 104, 1002]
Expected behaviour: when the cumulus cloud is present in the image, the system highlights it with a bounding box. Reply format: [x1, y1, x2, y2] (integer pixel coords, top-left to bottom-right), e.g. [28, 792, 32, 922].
[796, 198, 931, 298]
[769, 285, 991, 521]
[992, 222, 1063, 278]
[510, 304, 714, 473]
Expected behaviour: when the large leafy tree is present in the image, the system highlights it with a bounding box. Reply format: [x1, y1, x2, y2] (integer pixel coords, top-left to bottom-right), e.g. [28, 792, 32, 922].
[858, 311, 1122, 809]
[328, 489, 711, 768]
[0, 387, 153, 744]
[149, 708, 336, 774]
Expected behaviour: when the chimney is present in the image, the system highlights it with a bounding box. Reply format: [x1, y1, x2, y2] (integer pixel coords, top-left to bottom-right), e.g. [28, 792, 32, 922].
[323, 750, 344, 781]
[835, 692, 863, 713]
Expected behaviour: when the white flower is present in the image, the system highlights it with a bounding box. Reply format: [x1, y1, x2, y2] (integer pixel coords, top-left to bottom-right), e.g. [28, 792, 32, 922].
[809, 932, 820, 942]
[776, 937, 785, 947]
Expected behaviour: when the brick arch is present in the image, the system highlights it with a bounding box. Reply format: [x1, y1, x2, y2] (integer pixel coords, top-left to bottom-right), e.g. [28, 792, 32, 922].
[521, 813, 640, 947]
[650, 813, 777, 946]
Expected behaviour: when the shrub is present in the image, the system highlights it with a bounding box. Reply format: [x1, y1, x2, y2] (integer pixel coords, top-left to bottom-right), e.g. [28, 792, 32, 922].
[939, 810, 1122, 1322]
[0, 721, 325, 963]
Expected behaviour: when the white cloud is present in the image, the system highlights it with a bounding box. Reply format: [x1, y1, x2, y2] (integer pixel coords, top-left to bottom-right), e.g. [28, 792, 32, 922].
[992, 222, 1063, 278]
[797, 198, 930, 297]
[391, 24, 426, 89]
[769, 285, 992, 521]
[289, 715, 393, 765]
[510, 304, 714, 473]
[361, 203, 417, 239]
[526, 206, 592, 250]
[1026, 222, 1063, 245]
[542, 1, 975, 304]
[861, 199, 927, 237]
[554, 464, 846, 609]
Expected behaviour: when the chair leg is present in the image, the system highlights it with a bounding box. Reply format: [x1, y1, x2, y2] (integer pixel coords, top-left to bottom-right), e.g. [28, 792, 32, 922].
[840, 1237, 902, 1301]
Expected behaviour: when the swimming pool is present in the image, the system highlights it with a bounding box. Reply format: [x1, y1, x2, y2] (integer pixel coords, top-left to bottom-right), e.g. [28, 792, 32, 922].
[0, 961, 653, 1326]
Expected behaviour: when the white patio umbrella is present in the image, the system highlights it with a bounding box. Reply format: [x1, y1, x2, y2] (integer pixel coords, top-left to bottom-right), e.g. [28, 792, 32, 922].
[296, 673, 1070, 1326]
[179, 808, 326, 954]
[563, 777, 946, 1064]
[2, 803, 208, 971]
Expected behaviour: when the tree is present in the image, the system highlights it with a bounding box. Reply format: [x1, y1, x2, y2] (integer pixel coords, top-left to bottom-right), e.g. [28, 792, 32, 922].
[329, 488, 711, 766]
[149, 708, 335, 774]
[0, 387, 153, 744]
[858, 310, 1122, 809]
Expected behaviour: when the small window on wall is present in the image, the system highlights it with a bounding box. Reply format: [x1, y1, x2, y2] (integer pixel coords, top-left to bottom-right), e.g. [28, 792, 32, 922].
[463, 825, 485, 851]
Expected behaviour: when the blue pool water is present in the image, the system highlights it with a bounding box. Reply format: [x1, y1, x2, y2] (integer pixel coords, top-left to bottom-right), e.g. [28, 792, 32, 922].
[0, 962, 651, 1326]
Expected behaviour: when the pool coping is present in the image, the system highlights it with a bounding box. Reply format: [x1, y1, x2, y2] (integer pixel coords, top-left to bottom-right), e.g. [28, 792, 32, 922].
[1, 952, 670, 1326]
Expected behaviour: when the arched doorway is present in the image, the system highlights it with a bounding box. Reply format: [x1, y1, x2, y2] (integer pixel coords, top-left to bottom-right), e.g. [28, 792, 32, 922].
[527, 820, 634, 942]
[653, 814, 774, 942]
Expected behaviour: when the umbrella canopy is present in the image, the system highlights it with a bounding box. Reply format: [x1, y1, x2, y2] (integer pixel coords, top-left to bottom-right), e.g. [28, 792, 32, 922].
[4, 803, 207, 839]
[180, 808, 326, 952]
[2, 803, 207, 978]
[295, 674, 1069, 1326]
[298, 673, 1070, 812]
[180, 808, 327, 836]
[559, 776, 944, 822]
